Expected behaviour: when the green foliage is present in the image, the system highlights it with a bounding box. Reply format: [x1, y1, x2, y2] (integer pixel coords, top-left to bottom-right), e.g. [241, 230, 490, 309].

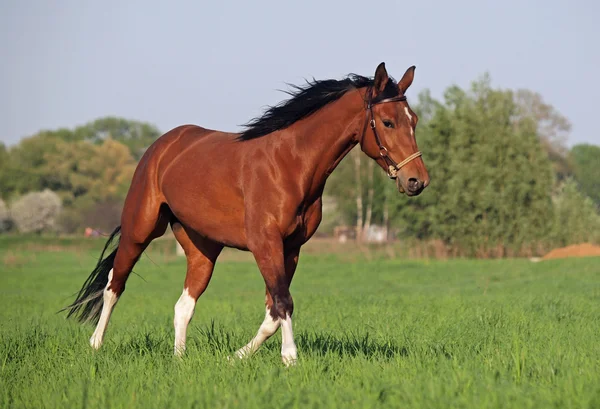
[41, 138, 136, 207]
[0, 142, 8, 195]
[73, 117, 161, 160]
[550, 179, 600, 245]
[0, 131, 137, 233]
[513, 89, 572, 181]
[570, 143, 600, 206]
[0, 198, 12, 233]
[320, 78, 598, 256]
[388, 77, 556, 256]
[326, 150, 389, 228]
[1, 243, 599, 408]
[0, 133, 63, 199]
[0, 117, 159, 201]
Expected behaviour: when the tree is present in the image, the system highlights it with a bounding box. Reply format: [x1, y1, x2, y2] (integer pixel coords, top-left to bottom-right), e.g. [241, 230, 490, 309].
[1, 122, 141, 232]
[514, 89, 572, 181]
[0, 198, 12, 233]
[0, 133, 63, 199]
[352, 149, 363, 239]
[0, 116, 161, 233]
[77, 138, 137, 202]
[0, 143, 9, 199]
[0, 142, 7, 166]
[41, 138, 136, 207]
[550, 179, 600, 245]
[73, 117, 161, 159]
[10, 189, 62, 233]
[325, 146, 390, 242]
[570, 144, 600, 206]
[386, 89, 454, 241]
[392, 76, 555, 256]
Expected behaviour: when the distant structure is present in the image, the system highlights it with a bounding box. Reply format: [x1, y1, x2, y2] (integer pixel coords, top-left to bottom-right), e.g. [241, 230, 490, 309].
[333, 225, 388, 243]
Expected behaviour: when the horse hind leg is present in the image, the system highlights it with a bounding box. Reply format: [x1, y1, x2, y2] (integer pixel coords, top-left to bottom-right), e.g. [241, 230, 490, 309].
[172, 222, 223, 356]
[88, 237, 150, 349]
[87, 200, 170, 349]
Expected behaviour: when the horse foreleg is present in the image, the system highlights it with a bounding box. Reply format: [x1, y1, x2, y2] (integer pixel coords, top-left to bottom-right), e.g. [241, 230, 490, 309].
[243, 229, 299, 365]
[235, 295, 280, 359]
[279, 247, 300, 364]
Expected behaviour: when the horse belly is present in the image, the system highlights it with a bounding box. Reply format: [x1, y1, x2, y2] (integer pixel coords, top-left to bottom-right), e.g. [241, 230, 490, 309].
[161, 176, 248, 249]
[170, 197, 248, 249]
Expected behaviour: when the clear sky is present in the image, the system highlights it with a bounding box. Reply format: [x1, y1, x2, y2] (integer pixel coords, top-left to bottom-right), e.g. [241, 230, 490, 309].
[1, 0, 598, 147]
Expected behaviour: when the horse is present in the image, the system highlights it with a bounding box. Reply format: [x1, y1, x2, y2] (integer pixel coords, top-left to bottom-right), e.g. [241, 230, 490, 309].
[63, 62, 430, 365]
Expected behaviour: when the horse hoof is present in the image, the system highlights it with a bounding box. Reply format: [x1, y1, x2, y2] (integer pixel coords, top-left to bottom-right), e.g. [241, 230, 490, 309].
[89, 336, 102, 350]
[282, 356, 297, 367]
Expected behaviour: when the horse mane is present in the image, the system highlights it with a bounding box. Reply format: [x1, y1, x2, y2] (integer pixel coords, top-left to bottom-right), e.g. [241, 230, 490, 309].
[238, 74, 399, 140]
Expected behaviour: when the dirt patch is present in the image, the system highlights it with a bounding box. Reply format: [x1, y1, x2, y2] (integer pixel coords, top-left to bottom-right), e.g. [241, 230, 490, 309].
[542, 243, 600, 260]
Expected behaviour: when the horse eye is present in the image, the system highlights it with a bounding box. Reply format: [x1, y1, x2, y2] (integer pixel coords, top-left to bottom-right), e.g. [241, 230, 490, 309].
[382, 120, 394, 129]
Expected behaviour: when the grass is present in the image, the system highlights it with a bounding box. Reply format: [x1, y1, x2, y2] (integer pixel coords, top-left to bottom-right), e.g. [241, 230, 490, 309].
[1, 237, 599, 408]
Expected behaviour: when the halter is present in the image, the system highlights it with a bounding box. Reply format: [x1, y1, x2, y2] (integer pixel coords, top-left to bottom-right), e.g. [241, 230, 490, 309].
[363, 87, 422, 179]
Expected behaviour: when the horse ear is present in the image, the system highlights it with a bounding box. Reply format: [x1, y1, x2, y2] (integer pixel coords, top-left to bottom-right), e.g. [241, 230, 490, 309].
[398, 66, 416, 94]
[373, 62, 389, 94]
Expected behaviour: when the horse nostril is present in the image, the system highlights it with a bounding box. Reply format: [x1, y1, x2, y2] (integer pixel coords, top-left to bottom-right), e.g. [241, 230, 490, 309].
[407, 178, 421, 192]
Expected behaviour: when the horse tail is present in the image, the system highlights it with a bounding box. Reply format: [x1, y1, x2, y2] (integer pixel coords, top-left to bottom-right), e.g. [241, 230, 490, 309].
[61, 226, 122, 324]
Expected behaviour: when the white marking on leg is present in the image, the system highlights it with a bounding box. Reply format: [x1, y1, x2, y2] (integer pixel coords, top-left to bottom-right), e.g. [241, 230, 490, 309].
[280, 313, 297, 366]
[174, 288, 196, 356]
[90, 269, 118, 349]
[235, 306, 281, 359]
[404, 107, 414, 135]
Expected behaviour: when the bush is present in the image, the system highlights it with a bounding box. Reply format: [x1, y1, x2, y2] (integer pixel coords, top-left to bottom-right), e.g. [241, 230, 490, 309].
[10, 189, 62, 234]
[0, 199, 13, 233]
[550, 179, 600, 246]
[57, 198, 123, 234]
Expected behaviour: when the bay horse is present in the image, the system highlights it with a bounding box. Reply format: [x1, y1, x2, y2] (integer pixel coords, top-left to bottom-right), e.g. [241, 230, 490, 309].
[64, 62, 429, 365]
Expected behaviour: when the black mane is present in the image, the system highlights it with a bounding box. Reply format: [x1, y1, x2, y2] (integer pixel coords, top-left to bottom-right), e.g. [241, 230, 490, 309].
[238, 74, 398, 140]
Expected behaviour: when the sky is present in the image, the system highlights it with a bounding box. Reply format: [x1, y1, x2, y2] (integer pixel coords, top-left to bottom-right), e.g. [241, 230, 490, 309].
[1, 0, 598, 148]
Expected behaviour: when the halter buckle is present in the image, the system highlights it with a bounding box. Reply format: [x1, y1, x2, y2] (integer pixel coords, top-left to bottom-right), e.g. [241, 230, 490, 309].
[387, 165, 398, 179]
[369, 119, 376, 129]
[379, 146, 388, 157]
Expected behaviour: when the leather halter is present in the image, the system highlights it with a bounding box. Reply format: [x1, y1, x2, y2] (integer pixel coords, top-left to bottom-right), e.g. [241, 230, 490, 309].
[363, 87, 422, 179]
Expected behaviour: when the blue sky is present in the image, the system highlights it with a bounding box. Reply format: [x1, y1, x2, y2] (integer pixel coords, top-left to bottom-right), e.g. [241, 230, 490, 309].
[1, 0, 598, 147]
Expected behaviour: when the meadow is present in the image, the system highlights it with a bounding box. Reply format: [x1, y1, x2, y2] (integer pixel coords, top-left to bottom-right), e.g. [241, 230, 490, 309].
[1, 237, 599, 409]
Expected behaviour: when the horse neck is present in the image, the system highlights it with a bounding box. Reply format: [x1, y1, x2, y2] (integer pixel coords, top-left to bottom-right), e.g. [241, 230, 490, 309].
[283, 89, 367, 199]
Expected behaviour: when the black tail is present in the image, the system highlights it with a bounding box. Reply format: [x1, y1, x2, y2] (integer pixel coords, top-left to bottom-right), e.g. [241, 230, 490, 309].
[61, 226, 121, 324]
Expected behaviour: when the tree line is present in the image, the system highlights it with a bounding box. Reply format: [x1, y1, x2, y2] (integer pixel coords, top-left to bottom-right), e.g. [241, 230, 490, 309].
[0, 117, 158, 233]
[325, 75, 600, 256]
[1, 76, 599, 257]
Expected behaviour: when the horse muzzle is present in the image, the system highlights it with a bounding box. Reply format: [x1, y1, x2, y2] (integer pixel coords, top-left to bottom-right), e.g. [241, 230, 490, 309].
[397, 176, 427, 196]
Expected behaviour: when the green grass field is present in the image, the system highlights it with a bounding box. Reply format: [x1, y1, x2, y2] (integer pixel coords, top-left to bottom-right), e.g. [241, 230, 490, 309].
[1, 237, 599, 408]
